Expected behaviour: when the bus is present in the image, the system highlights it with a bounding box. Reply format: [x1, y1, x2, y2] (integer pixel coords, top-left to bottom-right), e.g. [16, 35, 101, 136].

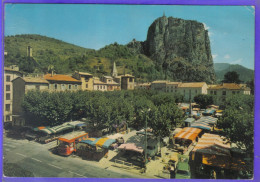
[57, 131, 88, 156]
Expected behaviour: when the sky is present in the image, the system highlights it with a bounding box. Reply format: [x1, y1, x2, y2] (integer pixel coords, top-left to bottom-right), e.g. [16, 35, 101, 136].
[4, 4, 255, 69]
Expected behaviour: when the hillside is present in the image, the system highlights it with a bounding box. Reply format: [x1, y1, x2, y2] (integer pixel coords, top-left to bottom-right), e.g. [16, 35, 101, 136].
[4, 15, 219, 83]
[4, 34, 94, 74]
[4, 35, 162, 82]
[214, 63, 254, 83]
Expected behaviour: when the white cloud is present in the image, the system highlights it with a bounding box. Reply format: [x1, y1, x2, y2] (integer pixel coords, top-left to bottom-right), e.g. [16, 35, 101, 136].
[208, 31, 214, 37]
[231, 58, 243, 64]
[212, 54, 218, 59]
[203, 23, 210, 30]
[224, 54, 230, 59]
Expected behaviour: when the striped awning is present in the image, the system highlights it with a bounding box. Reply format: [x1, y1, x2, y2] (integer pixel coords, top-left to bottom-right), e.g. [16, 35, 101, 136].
[181, 127, 202, 134]
[174, 131, 199, 141]
[40, 123, 74, 134]
[80, 138, 116, 148]
[197, 116, 218, 125]
[190, 123, 212, 130]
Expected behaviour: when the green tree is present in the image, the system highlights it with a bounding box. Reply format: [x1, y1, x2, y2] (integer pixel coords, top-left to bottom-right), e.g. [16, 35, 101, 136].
[222, 71, 241, 84]
[194, 94, 214, 109]
[217, 95, 254, 154]
[246, 79, 254, 95]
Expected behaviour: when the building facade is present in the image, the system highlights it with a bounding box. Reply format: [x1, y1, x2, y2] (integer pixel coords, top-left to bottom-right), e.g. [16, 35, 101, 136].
[44, 74, 82, 91]
[4, 66, 23, 124]
[121, 74, 135, 90]
[12, 77, 49, 126]
[208, 83, 251, 104]
[178, 82, 208, 102]
[150, 80, 168, 92]
[101, 76, 120, 91]
[93, 77, 107, 91]
[72, 71, 93, 91]
[166, 82, 181, 93]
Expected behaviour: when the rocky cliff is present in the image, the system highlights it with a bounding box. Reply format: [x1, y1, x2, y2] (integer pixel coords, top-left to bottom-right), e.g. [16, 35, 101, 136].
[127, 16, 216, 83]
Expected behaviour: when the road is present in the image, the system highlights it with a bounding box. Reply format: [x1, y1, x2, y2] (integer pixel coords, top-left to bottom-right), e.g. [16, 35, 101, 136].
[3, 136, 146, 178]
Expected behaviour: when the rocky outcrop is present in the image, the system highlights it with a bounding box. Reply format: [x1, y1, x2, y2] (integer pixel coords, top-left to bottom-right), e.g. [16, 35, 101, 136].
[127, 16, 216, 83]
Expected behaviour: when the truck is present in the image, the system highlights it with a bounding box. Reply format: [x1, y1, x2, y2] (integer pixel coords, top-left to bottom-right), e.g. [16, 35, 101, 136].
[57, 131, 88, 156]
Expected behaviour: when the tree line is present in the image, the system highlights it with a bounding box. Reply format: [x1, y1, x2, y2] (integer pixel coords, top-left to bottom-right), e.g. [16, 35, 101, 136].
[22, 90, 184, 137]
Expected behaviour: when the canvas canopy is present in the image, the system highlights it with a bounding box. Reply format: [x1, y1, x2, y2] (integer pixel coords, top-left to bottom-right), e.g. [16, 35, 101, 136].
[197, 116, 218, 125]
[174, 127, 202, 141]
[59, 131, 87, 143]
[190, 122, 212, 130]
[192, 133, 230, 155]
[181, 127, 202, 134]
[184, 118, 195, 123]
[118, 143, 144, 153]
[80, 137, 116, 148]
[174, 131, 199, 141]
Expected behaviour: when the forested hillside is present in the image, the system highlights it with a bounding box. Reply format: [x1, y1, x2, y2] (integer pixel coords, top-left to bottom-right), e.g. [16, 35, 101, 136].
[4, 34, 163, 82]
[214, 63, 254, 83]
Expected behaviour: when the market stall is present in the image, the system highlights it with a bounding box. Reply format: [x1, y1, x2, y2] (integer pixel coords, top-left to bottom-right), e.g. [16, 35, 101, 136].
[76, 137, 116, 161]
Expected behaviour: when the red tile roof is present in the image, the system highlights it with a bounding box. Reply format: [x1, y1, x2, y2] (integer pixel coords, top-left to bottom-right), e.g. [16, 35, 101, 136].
[44, 74, 81, 83]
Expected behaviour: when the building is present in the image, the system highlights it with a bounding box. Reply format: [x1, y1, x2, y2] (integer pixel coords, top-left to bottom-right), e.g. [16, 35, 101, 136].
[27, 46, 33, 57]
[150, 80, 168, 92]
[135, 83, 151, 90]
[178, 82, 208, 102]
[72, 71, 93, 91]
[208, 83, 251, 103]
[44, 74, 82, 91]
[101, 76, 120, 91]
[12, 77, 49, 126]
[112, 61, 118, 77]
[4, 66, 23, 125]
[93, 77, 107, 91]
[166, 82, 181, 93]
[121, 74, 135, 90]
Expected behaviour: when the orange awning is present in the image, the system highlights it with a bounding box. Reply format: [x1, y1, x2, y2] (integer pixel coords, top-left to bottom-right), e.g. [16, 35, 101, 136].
[174, 131, 199, 141]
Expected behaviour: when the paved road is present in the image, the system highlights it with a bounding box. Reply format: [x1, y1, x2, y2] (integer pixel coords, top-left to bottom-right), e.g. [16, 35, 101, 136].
[3, 136, 146, 178]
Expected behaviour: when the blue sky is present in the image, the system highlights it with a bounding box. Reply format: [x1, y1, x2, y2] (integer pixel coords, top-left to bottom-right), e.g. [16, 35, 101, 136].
[4, 4, 255, 69]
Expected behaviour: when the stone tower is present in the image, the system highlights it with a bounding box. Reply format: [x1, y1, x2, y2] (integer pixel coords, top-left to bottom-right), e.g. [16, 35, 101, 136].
[112, 61, 118, 77]
[27, 46, 32, 57]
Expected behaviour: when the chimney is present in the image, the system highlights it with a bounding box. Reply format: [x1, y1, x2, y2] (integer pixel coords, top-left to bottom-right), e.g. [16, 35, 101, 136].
[51, 70, 54, 77]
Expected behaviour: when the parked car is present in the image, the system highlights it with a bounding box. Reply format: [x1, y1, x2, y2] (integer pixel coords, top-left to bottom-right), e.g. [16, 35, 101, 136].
[175, 155, 191, 179]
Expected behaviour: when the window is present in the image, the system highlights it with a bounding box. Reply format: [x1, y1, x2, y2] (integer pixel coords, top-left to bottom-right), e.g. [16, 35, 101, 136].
[232, 91, 235, 94]
[86, 84, 88, 88]
[61, 84, 65, 90]
[75, 85, 78, 89]
[214, 91, 217, 95]
[6, 85, 10, 91]
[210, 91, 213, 94]
[237, 91, 240, 94]
[69, 84, 72, 90]
[6, 115, 10, 121]
[6, 75, 11, 82]
[54, 84, 58, 90]
[195, 90, 198, 94]
[222, 91, 226, 95]
[6, 93, 10, 100]
[129, 78, 133, 82]
[5, 104, 10, 111]
[97, 86, 99, 89]
[36, 85, 40, 90]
